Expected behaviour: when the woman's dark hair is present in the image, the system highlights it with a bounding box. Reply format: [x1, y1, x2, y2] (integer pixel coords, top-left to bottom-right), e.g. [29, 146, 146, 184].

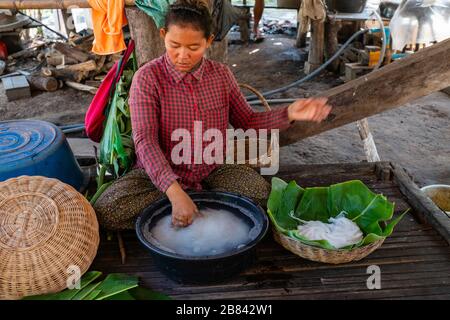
[164, 0, 214, 38]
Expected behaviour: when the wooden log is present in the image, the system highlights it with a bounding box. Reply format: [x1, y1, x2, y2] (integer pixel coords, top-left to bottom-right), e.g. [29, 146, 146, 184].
[62, 59, 97, 72]
[0, 0, 135, 9]
[27, 75, 59, 92]
[46, 54, 78, 66]
[85, 80, 102, 88]
[54, 42, 90, 62]
[65, 80, 97, 94]
[280, 37, 450, 146]
[7, 46, 41, 60]
[41, 66, 84, 82]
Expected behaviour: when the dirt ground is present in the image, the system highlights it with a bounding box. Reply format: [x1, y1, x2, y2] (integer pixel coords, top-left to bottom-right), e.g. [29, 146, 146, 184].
[1, 25, 449, 187]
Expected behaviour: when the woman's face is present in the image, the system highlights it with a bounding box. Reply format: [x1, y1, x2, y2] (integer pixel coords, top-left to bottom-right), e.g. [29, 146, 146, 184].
[160, 24, 214, 73]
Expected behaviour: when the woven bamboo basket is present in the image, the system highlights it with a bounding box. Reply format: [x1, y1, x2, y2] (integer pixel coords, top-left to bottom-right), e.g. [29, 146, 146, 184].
[272, 228, 385, 264]
[0, 176, 99, 300]
[227, 83, 275, 168]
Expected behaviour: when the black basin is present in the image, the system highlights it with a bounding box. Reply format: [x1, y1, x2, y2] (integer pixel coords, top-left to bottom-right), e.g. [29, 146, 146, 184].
[136, 191, 269, 284]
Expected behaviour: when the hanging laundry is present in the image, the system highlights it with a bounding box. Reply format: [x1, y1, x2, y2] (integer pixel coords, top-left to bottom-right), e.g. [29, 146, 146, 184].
[88, 0, 128, 55]
[135, 0, 175, 29]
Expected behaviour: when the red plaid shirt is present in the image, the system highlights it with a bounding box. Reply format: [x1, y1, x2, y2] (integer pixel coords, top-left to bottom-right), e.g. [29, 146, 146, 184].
[129, 53, 291, 192]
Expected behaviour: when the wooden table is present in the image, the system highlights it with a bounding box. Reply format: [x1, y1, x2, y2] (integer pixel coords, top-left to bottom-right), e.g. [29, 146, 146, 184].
[91, 162, 450, 300]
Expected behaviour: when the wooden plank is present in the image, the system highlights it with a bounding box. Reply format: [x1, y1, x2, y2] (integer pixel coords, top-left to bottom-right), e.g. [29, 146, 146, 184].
[392, 163, 450, 245]
[280, 38, 450, 146]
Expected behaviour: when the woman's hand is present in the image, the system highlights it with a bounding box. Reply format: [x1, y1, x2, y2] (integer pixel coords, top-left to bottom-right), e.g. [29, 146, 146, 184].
[166, 181, 199, 227]
[287, 98, 332, 123]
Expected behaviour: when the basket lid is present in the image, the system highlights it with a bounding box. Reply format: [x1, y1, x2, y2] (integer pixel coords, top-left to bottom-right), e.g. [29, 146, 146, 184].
[0, 176, 99, 300]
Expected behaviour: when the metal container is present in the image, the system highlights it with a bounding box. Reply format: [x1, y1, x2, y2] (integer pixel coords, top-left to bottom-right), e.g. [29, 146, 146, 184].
[421, 184, 450, 217]
[326, 0, 368, 13]
[0, 120, 85, 191]
[136, 191, 269, 284]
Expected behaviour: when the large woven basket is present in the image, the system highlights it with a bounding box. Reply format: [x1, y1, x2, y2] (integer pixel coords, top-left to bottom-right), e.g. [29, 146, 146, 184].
[0, 176, 99, 300]
[273, 228, 385, 264]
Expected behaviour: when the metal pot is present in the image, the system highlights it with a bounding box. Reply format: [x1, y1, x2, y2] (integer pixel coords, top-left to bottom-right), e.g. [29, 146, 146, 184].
[136, 191, 269, 284]
[326, 0, 368, 13]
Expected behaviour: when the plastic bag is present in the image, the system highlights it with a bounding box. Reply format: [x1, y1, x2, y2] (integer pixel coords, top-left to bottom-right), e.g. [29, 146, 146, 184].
[389, 0, 450, 50]
[99, 53, 137, 180]
[135, 0, 175, 28]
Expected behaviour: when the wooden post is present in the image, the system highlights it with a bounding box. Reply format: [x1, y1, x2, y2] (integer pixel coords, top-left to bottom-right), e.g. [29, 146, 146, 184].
[125, 6, 228, 68]
[324, 17, 340, 73]
[125, 7, 165, 68]
[304, 19, 325, 74]
[280, 37, 450, 146]
[356, 118, 380, 162]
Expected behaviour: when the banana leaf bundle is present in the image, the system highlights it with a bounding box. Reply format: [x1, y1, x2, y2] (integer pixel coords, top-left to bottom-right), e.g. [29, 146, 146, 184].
[99, 58, 136, 180]
[267, 178, 408, 250]
[90, 53, 137, 205]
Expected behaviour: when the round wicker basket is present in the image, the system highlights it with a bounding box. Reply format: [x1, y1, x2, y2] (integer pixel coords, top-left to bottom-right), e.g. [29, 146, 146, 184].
[273, 228, 384, 264]
[0, 176, 99, 300]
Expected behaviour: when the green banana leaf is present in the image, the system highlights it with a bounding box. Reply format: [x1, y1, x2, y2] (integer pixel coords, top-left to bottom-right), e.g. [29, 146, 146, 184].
[22, 271, 102, 300]
[268, 178, 408, 250]
[94, 273, 138, 300]
[22, 271, 169, 301]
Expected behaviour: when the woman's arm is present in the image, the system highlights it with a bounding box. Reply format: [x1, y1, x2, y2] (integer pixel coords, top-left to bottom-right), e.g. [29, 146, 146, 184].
[129, 67, 199, 227]
[225, 67, 331, 130]
[225, 67, 291, 131]
[129, 68, 179, 192]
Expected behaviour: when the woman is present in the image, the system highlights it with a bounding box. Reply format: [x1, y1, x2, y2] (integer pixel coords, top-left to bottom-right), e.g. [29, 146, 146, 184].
[94, 0, 331, 230]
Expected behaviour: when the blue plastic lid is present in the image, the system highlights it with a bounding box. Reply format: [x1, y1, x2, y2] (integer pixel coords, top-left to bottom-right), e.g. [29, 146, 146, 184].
[0, 120, 58, 165]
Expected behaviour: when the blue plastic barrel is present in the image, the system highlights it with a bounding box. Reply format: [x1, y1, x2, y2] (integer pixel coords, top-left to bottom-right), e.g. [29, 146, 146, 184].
[0, 120, 85, 191]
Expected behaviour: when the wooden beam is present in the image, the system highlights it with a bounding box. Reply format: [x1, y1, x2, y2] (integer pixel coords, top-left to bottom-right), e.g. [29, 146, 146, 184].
[0, 0, 135, 9]
[280, 37, 450, 146]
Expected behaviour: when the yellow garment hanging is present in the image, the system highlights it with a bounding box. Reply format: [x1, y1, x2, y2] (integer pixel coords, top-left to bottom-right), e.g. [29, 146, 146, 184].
[88, 0, 128, 55]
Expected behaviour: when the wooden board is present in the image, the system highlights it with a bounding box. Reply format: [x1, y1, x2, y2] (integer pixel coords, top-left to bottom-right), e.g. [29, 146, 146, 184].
[90, 162, 450, 300]
[280, 37, 450, 146]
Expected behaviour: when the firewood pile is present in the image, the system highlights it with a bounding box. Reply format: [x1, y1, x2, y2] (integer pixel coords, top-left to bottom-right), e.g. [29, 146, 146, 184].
[1, 32, 120, 100]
